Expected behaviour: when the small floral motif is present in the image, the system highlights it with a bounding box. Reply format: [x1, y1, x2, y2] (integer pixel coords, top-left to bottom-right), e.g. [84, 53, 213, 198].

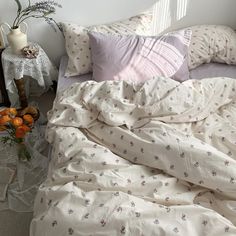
[68, 228, 74, 235]
[100, 219, 106, 227]
[181, 214, 186, 221]
[40, 197, 43, 203]
[224, 161, 229, 166]
[153, 219, 159, 224]
[52, 220, 57, 227]
[166, 145, 171, 150]
[180, 152, 185, 158]
[120, 226, 126, 234]
[225, 226, 230, 232]
[170, 165, 175, 170]
[230, 177, 235, 184]
[194, 162, 199, 167]
[212, 171, 217, 176]
[48, 200, 52, 206]
[135, 212, 141, 217]
[198, 180, 204, 185]
[184, 172, 189, 177]
[202, 220, 208, 226]
[68, 209, 74, 214]
[85, 199, 90, 206]
[173, 227, 179, 233]
[117, 207, 123, 212]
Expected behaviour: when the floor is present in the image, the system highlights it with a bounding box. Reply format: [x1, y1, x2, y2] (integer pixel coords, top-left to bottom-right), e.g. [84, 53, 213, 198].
[0, 89, 56, 236]
[0, 211, 33, 236]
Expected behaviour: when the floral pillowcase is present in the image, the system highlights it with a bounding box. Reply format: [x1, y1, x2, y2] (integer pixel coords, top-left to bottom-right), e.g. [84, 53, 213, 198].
[188, 25, 236, 69]
[61, 12, 153, 77]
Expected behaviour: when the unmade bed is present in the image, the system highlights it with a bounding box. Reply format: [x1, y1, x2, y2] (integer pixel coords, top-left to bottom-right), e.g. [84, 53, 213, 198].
[31, 77, 236, 236]
[30, 19, 236, 236]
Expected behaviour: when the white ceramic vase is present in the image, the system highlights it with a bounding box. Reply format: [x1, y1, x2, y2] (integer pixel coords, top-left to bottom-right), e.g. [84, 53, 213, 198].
[0, 22, 28, 55]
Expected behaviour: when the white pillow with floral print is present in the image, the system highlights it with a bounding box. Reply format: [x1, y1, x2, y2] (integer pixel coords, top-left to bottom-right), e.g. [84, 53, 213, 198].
[188, 25, 236, 69]
[61, 12, 153, 77]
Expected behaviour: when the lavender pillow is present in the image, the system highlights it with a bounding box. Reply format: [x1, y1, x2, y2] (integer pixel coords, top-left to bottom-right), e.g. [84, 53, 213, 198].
[89, 29, 192, 83]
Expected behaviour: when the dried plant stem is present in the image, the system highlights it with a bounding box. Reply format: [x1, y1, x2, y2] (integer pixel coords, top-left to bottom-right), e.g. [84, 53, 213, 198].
[11, 0, 62, 31]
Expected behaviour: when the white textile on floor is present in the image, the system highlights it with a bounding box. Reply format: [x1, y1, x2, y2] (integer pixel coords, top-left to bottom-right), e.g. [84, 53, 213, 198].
[0, 123, 49, 212]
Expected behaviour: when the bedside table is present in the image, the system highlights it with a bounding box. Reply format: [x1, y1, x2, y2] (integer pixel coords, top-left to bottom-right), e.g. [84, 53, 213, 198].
[0, 48, 10, 107]
[1, 43, 58, 108]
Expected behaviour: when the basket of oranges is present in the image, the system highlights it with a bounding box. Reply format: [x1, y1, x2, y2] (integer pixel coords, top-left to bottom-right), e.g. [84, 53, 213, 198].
[0, 107, 39, 161]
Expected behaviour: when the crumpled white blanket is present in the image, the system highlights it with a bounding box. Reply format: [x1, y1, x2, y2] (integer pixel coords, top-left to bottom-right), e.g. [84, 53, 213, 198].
[31, 77, 236, 236]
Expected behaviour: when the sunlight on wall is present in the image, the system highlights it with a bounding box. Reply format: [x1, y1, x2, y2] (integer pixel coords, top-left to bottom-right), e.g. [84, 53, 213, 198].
[177, 0, 188, 21]
[152, 0, 189, 34]
[152, 0, 171, 34]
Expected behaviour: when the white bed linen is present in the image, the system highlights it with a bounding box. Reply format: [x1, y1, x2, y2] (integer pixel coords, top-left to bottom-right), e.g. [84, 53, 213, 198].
[58, 56, 236, 93]
[190, 62, 236, 80]
[57, 56, 93, 92]
[31, 76, 236, 236]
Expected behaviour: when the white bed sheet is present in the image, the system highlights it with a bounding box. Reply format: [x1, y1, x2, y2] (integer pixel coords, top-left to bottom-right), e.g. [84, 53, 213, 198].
[57, 56, 93, 92]
[190, 62, 236, 80]
[58, 56, 236, 92]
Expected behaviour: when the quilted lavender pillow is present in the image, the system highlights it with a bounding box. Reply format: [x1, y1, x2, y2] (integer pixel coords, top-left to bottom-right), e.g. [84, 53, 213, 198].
[89, 29, 192, 83]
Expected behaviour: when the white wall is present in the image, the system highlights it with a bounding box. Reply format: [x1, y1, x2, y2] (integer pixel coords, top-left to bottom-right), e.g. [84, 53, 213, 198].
[153, 0, 236, 34]
[1, 0, 236, 67]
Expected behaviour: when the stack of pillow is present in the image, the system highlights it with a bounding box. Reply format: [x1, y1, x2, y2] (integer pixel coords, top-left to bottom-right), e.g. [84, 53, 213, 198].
[61, 13, 236, 83]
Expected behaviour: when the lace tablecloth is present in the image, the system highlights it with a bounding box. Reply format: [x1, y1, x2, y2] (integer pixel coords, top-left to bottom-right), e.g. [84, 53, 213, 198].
[1, 43, 58, 107]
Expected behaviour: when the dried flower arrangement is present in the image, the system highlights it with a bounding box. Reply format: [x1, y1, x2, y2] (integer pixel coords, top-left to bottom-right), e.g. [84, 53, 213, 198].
[12, 0, 62, 31]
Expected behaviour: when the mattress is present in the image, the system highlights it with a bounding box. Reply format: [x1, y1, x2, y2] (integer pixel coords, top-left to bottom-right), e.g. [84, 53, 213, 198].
[190, 62, 236, 79]
[58, 56, 236, 93]
[57, 56, 93, 92]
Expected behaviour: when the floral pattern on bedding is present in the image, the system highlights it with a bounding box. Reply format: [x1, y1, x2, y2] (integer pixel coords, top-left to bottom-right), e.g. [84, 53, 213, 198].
[188, 25, 236, 69]
[31, 77, 236, 236]
[61, 12, 152, 77]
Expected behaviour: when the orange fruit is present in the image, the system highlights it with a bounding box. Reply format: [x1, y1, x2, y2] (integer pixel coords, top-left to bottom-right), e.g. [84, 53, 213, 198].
[15, 127, 26, 138]
[0, 125, 6, 131]
[0, 115, 12, 125]
[0, 108, 10, 116]
[23, 114, 34, 125]
[9, 108, 17, 116]
[20, 124, 31, 132]
[12, 117, 23, 127]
